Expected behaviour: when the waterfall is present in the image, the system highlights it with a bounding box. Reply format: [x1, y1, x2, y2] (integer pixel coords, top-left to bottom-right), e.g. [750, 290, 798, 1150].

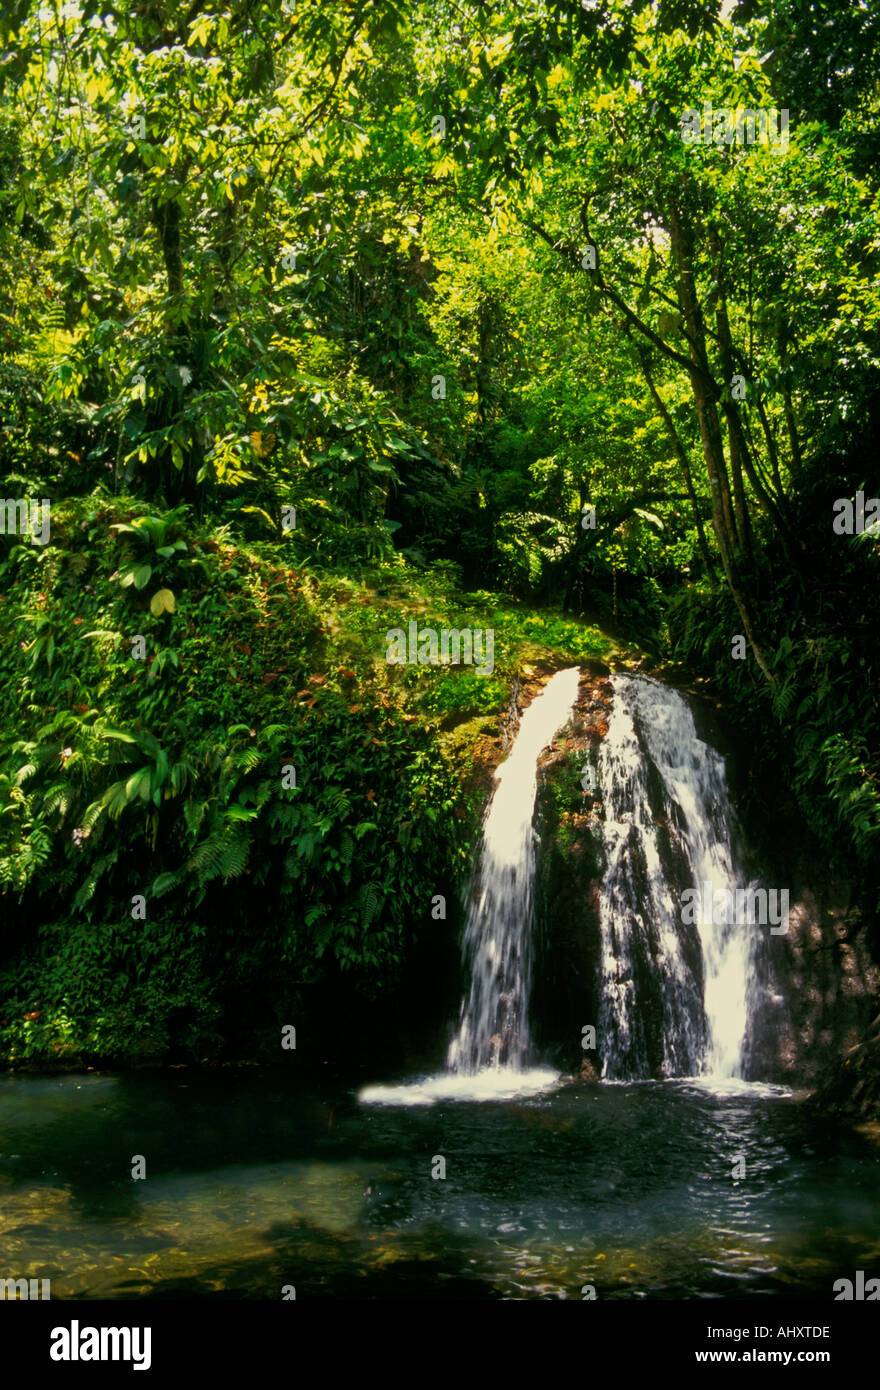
[447, 666, 582, 1075]
[359, 665, 763, 1107]
[595, 673, 758, 1081]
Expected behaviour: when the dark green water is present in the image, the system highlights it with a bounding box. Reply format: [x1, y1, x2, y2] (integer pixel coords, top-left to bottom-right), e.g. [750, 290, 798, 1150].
[1, 1070, 878, 1299]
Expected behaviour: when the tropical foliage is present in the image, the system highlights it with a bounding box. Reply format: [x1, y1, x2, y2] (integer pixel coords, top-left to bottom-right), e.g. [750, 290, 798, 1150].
[1, 0, 878, 1060]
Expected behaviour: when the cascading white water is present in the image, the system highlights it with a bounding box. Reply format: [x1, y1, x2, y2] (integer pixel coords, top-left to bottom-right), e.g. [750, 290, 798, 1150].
[596, 673, 757, 1080]
[447, 666, 582, 1075]
[360, 666, 580, 1104]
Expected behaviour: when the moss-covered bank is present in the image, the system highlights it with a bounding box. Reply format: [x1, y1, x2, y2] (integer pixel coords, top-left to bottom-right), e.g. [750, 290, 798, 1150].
[0, 495, 622, 1068]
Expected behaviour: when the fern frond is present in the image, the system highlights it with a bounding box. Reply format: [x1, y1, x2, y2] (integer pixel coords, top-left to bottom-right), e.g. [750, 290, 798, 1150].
[358, 880, 382, 929]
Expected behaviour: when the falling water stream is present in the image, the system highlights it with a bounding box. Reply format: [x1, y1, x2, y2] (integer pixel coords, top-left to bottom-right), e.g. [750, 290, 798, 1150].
[446, 666, 582, 1075]
[596, 673, 758, 1081]
[361, 666, 581, 1104]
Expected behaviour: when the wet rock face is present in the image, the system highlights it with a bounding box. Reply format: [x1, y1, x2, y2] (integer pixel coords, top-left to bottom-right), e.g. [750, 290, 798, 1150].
[528, 667, 879, 1089]
[744, 864, 880, 1087]
[531, 667, 612, 1072]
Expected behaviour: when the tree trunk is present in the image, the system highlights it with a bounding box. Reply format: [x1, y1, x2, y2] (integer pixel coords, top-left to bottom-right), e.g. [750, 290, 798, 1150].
[667, 206, 775, 683]
[151, 196, 183, 300]
[637, 346, 717, 583]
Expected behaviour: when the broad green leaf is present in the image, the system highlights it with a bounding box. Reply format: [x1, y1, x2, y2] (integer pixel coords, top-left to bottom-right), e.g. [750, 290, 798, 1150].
[150, 588, 176, 616]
